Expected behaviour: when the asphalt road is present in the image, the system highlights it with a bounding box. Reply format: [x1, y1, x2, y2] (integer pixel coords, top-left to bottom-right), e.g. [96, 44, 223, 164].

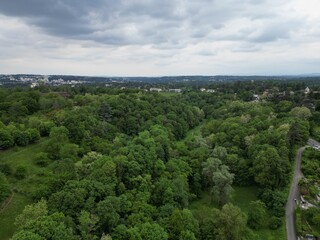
[285, 138, 320, 240]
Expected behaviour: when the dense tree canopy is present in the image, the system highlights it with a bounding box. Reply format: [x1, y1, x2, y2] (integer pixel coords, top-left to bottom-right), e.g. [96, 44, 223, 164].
[0, 81, 316, 239]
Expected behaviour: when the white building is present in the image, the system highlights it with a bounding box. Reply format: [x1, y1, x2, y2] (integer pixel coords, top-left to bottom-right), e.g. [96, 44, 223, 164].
[150, 88, 162, 92]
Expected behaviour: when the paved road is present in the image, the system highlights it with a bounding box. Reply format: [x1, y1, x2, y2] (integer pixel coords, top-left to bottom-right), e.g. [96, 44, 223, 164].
[286, 138, 320, 240]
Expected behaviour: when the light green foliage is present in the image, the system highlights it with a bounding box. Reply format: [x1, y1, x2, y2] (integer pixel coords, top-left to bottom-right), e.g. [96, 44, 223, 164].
[78, 210, 99, 240]
[15, 200, 48, 229]
[128, 222, 168, 240]
[14, 200, 74, 239]
[290, 106, 312, 120]
[12, 230, 45, 240]
[202, 157, 234, 205]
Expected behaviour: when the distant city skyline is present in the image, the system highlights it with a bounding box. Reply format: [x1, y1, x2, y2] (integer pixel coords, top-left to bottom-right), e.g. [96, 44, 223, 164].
[0, 0, 319, 76]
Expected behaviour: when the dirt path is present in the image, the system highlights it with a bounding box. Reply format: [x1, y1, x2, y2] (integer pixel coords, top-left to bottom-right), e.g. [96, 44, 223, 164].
[0, 192, 15, 213]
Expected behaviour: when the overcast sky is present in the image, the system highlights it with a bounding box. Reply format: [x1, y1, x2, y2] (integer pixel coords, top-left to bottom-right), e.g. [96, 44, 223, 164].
[0, 0, 319, 76]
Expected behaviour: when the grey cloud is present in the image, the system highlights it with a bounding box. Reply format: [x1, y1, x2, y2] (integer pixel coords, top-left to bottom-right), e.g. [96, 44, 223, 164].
[0, 0, 311, 48]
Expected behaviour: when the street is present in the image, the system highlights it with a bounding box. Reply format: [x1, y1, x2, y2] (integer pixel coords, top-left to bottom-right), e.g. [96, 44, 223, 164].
[286, 138, 320, 240]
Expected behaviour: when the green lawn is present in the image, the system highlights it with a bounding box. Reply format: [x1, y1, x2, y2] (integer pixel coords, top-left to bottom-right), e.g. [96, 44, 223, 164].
[0, 138, 50, 239]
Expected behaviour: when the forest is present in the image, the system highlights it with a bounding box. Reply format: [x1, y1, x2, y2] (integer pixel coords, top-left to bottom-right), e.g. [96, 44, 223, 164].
[1, 79, 320, 240]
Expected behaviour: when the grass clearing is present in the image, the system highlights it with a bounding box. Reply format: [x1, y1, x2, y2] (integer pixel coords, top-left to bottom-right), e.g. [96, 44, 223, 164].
[0, 139, 50, 239]
[0, 193, 31, 240]
[0, 138, 51, 193]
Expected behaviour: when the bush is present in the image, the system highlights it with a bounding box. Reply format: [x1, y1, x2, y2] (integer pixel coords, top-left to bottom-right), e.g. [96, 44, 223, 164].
[0, 129, 14, 149]
[13, 130, 30, 146]
[0, 164, 13, 175]
[269, 216, 282, 230]
[15, 166, 27, 180]
[34, 152, 50, 167]
[26, 128, 40, 143]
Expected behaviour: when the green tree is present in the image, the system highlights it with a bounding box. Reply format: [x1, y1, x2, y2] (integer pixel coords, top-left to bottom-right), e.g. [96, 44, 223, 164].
[45, 126, 69, 159]
[290, 106, 312, 120]
[247, 200, 267, 229]
[0, 128, 14, 149]
[169, 209, 199, 240]
[127, 222, 168, 240]
[13, 130, 30, 146]
[12, 231, 44, 240]
[179, 230, 196, 240]
[15, 199, 48, 229]
[97, 196, 121, 233]
[78, 210, 99, 240]
[202, 157, 234, 205]
[214, 203, 247, 240]
[252, 147, 289, 189]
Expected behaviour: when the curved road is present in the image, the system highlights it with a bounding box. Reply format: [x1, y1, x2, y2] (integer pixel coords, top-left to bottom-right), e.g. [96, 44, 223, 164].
[286, 138, 320, 240]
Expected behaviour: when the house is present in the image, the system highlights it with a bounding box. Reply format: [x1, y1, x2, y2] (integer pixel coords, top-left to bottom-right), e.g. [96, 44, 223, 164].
[150, 88, 162, 92]
[207, 89, 216, 93]
[30, 82, 39, 88]
[200, 88, 206, 92]
[253, 94, 260, 102]
[169, 89, 182, 93]
[305, 87, 310, 94]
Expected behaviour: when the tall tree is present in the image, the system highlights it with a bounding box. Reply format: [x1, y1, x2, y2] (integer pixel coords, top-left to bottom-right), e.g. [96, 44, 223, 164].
[214, 203, 247, 240]
[202, 157, 234, 205]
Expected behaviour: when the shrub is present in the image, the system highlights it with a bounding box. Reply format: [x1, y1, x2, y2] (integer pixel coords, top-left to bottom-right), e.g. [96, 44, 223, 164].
[15, 166, 27, 180]
[0, 164, 13, 175]
[269, 216, 282, 230]
[34, 152, 49, 167]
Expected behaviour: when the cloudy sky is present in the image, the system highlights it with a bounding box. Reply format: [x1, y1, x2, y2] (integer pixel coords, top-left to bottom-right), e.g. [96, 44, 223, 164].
[0, 0, 319, 76]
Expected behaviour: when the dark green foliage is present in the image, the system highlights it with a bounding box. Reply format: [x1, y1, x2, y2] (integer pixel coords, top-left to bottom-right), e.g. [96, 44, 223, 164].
[0, 172, 11, 203]
[214, 203, 248, 240]
[0, 163, 13, 175]
[0, 128, 14, 149]
[34, 152, 50, 167]
[15, 166, 27, 180]
[1, 83, 314, 239]
[168, 209, 199, 240]
[247, 200, 267, 229]
[252, 147, 290, 189]
[269, 216, 282, 230]
[260, 189, 286, 218]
